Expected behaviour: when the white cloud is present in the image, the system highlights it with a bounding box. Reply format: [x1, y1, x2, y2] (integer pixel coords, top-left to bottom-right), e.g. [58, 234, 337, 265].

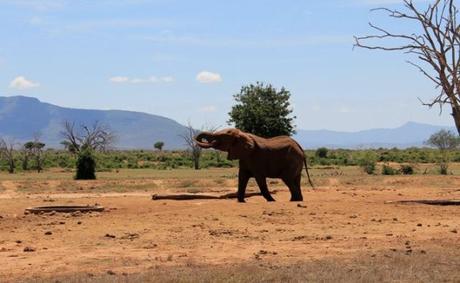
[339, 106, 352, 113]
[109, 76, 130, 83]
[9, 76, 40, 90]
[109, 75, 174, 84]
[160, 76, 174, 83]
[199, 105, 217, 113]
[196, 71, 222, 84]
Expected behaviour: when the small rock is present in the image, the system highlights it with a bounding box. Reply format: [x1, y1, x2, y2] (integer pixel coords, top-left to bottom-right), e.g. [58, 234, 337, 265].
[451, 229, 458, 234]
[297, 204, 307, 208]
[417, 223, 422, 227]
[77, 221, 82, 225]
[325, 235, 333, 240]
[107, 270, 116, 275]
[105, 234, 116, 238]
[44, 231, 52, 235]
[15, 240, 22, 244]
[23, 247, 35, 252]
[420, 250, 427, 254]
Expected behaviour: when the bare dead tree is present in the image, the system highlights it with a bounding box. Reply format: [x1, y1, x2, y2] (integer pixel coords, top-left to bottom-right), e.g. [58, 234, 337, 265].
[180, 122, 218, 170]
[60, 121, 116, 153]
[354, 0, 460, 134]
[0, 138, 16, 173]
[181, 122, 202, 170]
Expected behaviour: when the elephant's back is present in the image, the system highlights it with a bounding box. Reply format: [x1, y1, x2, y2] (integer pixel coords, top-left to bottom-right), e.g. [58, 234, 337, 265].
[256, 135, 303, 153]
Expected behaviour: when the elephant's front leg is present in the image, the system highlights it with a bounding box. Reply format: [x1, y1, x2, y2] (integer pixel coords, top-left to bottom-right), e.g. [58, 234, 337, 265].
[237, 169, 251, 203]
[255, 176, 275, 202]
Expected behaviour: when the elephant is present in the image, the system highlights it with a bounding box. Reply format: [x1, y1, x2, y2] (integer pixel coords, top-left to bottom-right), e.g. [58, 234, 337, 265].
[194, 128, 313, 202]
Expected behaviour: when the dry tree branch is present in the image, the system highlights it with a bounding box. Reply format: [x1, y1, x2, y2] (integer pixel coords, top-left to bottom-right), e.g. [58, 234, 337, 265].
[355, 0, 460, 133]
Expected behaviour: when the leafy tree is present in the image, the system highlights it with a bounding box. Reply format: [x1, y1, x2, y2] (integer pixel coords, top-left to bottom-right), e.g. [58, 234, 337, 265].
[22, 142, 34, 170]
[154, 141, 165, 151]
[23, 134, 46, 172]
[228, 82, 296, 138]
[426, 129, 460, 174]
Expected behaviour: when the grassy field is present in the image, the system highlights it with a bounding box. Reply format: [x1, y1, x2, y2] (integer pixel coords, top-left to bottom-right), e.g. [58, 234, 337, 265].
[1, 162, 459, 194]
[28, 250, 460, 283]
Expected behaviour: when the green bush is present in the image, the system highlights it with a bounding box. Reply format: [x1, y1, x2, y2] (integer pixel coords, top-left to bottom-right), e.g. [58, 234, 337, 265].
[439, 163, 449, 175]
[400, 165, 414, 175]
[361, 162, 376, 175]
[75, 148, 96, 180]
[316, 147, 328, 159]
[382, 164, 398, 175]
[358, 152, 377, 175]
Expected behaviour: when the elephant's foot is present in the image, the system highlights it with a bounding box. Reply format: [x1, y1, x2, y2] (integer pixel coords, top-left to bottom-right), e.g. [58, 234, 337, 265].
[290, 197, 303, 202]
[238, 198, 246, 203]
[265, 197, 276, 202]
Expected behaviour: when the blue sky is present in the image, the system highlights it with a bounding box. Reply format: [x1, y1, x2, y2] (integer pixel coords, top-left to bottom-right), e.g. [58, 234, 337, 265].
[0, 0, 452, 131]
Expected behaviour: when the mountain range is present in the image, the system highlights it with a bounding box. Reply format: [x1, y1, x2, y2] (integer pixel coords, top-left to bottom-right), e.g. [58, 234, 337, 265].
[0, 96, 455, 149]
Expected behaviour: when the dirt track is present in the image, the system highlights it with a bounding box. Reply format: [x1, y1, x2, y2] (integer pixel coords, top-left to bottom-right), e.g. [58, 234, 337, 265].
[0, 175, 460, 281]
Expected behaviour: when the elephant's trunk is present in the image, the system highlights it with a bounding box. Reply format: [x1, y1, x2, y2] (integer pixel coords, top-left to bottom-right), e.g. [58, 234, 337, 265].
[194, 132, 217, 148]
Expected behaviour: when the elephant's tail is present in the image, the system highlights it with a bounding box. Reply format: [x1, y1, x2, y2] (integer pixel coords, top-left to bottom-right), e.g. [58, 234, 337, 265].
[303, 156, 314, 188]
[293, 139, 314, 188]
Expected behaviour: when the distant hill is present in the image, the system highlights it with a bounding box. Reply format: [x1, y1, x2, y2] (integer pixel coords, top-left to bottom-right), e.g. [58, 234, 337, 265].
[0, 96, 188, 149]
[0, 96, 455, 149]
[294, 122, 456, 149]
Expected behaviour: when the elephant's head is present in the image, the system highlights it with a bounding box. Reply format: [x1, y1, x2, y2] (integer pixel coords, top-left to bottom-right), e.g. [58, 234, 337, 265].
[194, 128, 255, 160]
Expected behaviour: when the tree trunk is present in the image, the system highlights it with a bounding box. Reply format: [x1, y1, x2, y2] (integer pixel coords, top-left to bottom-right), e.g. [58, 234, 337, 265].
[8, 159, 15, 174]
[36, 154, 42, 173]
[194, 157, 200, 170]
[452, 106, 460, 136]
[22, 155, 29, 171]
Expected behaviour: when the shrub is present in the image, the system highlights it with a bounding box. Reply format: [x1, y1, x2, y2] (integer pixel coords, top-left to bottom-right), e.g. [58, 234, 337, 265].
[382, 164, 398, 175]
[439, 163, 449, 175]
[400, 165, 414, 175]
[361, 162, 376, 175]
[316, 147, 328, 159]
[358, 152, 377, 175]
[75, 148, 96, 180]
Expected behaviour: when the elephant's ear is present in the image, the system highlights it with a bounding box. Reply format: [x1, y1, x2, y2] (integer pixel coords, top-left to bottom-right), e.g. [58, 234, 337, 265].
[227, 130, 255, 160]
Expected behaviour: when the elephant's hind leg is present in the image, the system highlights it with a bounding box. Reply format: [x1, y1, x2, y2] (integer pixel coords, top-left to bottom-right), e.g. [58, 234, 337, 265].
[283, 175, 303, 202]
[255, 176, 275, 202]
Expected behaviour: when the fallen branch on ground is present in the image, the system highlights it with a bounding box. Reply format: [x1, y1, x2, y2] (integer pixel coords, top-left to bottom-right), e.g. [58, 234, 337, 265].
[385, 200, 460, 206]
[152, 190, 279, 201]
